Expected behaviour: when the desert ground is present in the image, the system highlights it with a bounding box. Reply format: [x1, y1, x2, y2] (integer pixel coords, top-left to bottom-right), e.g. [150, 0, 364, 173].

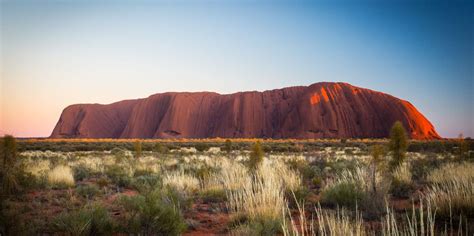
[1, 136, 473, 235]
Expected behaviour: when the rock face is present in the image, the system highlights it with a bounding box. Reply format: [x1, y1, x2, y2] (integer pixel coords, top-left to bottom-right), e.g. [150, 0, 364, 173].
[51, 82, 440, 139]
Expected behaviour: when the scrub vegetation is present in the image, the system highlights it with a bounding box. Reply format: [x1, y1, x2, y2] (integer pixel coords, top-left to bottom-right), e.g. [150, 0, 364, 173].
[0, 126, 473, 235]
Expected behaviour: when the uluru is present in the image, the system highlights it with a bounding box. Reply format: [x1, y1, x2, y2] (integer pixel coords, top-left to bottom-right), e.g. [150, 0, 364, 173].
[50, 82, 440, 139]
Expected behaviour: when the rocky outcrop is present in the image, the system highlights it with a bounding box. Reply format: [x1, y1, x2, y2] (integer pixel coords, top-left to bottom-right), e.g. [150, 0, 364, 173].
[50, 82, 440, 139]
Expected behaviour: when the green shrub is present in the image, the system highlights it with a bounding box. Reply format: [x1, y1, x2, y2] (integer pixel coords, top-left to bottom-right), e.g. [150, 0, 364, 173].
[15, 166, 42, 190]
[0, 200, 33, 235]
[247, 141, 264, 172]
[53, 204, 114, 235]
[0, 135, 20, 196]
[286, 187, 310, 208]
[131, 175, 161, 193]
[0, 135, 17, 170]
[389, 121, 408, 170]
[165, 185, 193, 211]
[76, 184, 101, 199]
[390, 179, 414, 198]
[240, 218, 282, 236]
[133, 168, 155, 177]
[229, 214, 282, 236]
[194, 143, 209, 152]
[73, 164, 92, 181]
[105, 165, 131, 188]
[321, 182, 365, 209]
[134, 141, 142, 158]
[200, 189, 227, 203]
[311, 176, 323, 188]
[154, 143, 168, 154]
[118, 190, 187, 235]
[410, 155, 444, 181]
[223, 139, 233, 154]
[457, 134, 470, 159]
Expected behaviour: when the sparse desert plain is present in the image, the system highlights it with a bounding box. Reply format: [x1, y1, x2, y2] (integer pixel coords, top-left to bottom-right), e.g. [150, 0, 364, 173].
[1, 130, 473, 235]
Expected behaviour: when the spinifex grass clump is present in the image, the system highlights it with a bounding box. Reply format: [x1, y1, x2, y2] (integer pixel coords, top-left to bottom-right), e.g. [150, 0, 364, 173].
[382, 200, 439, 236]
[282, 201, 367, 236]
[427, 162, 474, 184]
[321, 168, 368, 209]
[425, 162, 474, 221]
[390, 163, 414, 198]
[226, 158, 300, 235]
[163, 171, 200, 196]
[321, 165, 388, 219]
[47, 165, 75, 188]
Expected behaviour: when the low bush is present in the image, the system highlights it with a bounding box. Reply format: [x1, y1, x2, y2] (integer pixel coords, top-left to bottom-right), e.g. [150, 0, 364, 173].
[76, 184, 101, 200]
[131, 175, 161, 193]
[53, 204, 114, 235]
[194, 143, 210, 152]
[311, 176, 323, 188]
[72, 164, 92, 181]
[286, 187, 310, 208]
[321, 182, 365, 208]
[200, 189, 227, 203]
[287, 159, 317, 181]
[118, 190, 187, 235]
[154, 143, 168, 154]
[247, 141, 264, 172]
[133, 168, 155, 177]
[105, 165, 132, 188]
[321, 166, 387, 218]
[133, 141, 142, 158]
[390, 164, 414, 198]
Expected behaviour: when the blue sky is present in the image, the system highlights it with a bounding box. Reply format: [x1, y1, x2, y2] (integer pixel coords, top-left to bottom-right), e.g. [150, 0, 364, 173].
[1, 0, 473, 138]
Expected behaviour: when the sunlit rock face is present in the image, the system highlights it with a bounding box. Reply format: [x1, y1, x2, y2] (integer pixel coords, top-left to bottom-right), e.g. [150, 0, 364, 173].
[51, 82, 440, 139]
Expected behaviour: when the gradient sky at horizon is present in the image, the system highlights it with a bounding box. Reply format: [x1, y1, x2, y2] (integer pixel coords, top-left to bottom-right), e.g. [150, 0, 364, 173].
[1, 0, 473, 138]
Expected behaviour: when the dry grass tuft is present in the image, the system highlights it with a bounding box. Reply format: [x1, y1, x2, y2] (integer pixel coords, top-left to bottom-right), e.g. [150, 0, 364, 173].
[282, 200, 367, 236]
[163, 171, 200, 195]
[427, 162, 474, 184]
[48, 165, 75, 187]
[425, 162, 474, 220]
[382, 201, 436, 236]
[225, 158, 300, 225]
[393, 163, 412, 184]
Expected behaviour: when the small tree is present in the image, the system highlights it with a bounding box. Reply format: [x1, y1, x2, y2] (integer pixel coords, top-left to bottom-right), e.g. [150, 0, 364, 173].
[154, 143, 167, 154]
[1, 135, 17, 170]
[388, 121, 408, 171]
[0, 135, 19, 197]
[134, 141, 142, 158]
[223, 139, 232, 154]
[370, 145, 385, 194]
[457, 133, 469, 159]
[248, 141, 264, 172]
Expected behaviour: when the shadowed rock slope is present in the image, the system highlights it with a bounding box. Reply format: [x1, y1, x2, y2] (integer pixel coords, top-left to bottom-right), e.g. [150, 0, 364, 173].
[51, 82, 440, 139]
